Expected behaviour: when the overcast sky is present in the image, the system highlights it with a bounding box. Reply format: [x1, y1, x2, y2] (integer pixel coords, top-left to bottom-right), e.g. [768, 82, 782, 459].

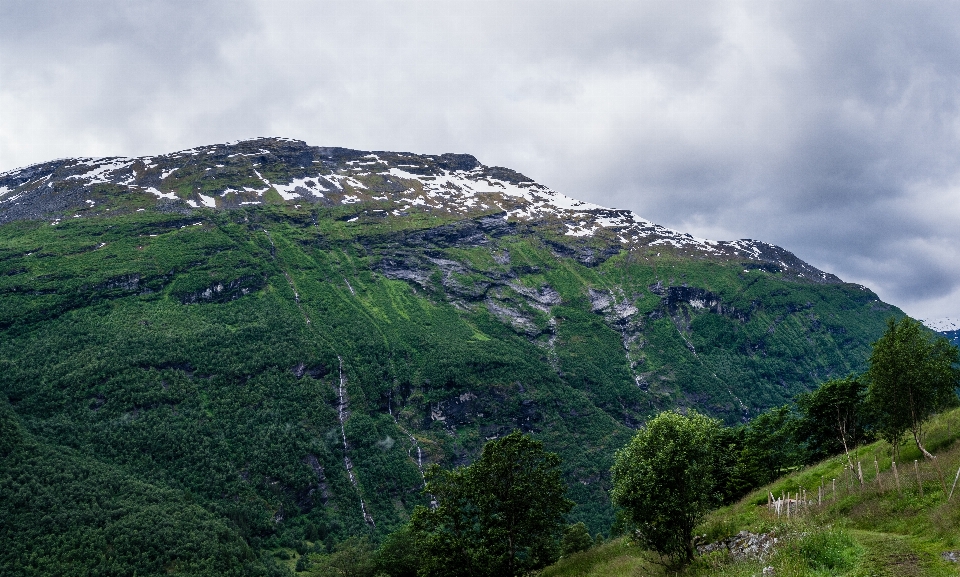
[2, 1, 960, 322]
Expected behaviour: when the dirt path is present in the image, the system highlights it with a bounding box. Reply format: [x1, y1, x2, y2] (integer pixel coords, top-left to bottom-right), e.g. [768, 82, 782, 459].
[850, 530, 954, 577]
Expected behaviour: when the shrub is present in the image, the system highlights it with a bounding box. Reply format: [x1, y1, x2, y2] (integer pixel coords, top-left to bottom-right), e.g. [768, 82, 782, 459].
[561, 522, 593, 556]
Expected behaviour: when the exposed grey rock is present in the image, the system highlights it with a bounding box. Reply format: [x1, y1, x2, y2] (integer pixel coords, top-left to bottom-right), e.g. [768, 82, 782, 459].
[510, 282, 561, 308]
[485, 297, 541, 336]
[696, 530, 779, 560]
[175, 275, 263, 304]
[300, 454, 329, 510]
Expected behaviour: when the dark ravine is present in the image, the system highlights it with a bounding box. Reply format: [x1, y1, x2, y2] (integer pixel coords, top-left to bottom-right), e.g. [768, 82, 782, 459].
[0, 137, 908, 572]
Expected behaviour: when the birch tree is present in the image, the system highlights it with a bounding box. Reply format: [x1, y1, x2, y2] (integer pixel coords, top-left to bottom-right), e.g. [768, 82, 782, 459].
[867, 318, 959, 489]
[796, 376, 868, 481]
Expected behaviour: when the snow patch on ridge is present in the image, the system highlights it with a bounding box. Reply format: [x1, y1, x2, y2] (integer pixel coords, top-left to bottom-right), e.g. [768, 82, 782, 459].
[0, 142, 832, 281]
[381, 166, 731, 253]
[145, 187, 177, 200]
[273, 176, 329, 199]
[924, 318, 960, 332]
[66, 158, 136, 184]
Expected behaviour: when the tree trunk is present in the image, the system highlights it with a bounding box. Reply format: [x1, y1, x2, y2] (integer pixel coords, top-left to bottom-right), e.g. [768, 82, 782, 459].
[838, 409, 863, 485]
[912, 429, 947, 493]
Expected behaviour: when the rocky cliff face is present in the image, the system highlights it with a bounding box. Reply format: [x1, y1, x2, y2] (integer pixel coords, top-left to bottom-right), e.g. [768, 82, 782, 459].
[0, 137, 902, 544]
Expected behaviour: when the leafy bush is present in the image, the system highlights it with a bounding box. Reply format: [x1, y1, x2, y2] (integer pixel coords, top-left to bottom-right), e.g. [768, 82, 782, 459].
[307, 536, 377, 577]
[561, 522, 594, 556]
[411, 431, 572, 577]
[611, 410, 722, 564]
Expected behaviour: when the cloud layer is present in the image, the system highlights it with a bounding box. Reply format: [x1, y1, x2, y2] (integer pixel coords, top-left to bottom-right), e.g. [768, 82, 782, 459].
[3, 0, 960, 319]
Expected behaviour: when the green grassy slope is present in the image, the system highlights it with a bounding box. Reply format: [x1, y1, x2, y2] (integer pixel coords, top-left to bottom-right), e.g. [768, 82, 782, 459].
[543, 408, 960, 577]
[0, 199, 904, 573]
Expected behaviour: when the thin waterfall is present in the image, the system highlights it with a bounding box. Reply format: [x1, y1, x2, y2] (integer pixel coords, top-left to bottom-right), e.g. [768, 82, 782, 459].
[335, 356, 375, 527]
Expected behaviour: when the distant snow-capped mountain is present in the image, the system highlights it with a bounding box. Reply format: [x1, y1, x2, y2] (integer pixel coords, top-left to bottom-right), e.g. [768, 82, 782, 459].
[922, 318, 960, 333]
[0, 137, 841, 284]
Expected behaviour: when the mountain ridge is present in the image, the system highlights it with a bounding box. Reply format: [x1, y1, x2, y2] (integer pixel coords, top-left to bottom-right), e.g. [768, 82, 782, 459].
[0, 136, 842, 286]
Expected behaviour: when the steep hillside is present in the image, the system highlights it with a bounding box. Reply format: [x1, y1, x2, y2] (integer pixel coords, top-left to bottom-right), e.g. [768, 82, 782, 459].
[0, 138, 904, 570]
[543, 408, 960, 577]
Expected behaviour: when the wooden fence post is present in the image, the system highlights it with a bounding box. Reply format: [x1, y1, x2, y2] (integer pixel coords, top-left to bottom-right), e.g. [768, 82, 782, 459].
[933, 456, 948, 494]
[949, 465, 960, 501]
[858, 461, 864, 489]
[892, 461, 901, 494]
[915, 460, 923, 497]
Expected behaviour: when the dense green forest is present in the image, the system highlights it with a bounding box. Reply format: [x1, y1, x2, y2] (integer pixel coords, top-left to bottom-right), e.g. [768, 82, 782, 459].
[0, 139, 907, 574]
[318, 318, 959, 575]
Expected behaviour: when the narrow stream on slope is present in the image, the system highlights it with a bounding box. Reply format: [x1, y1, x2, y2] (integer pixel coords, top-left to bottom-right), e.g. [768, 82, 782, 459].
[388, 393, 427, 488]
[263, 228, 373, 527]
[336, 356, 375, 527]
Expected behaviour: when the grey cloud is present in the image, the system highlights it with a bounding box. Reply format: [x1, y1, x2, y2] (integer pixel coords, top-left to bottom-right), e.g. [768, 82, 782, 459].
[2, 0, 960, 319]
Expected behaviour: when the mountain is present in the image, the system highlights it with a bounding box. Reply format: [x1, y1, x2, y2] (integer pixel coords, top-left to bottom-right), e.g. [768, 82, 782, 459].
[0, 137, 904, 573]
[923, 318, 960, 347]
[946, 330, 960, 346]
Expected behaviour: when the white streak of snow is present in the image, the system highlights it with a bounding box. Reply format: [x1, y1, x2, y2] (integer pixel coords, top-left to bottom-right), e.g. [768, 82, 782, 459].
[145, 187, 178, 200]
[273, 176, 328, 199]
[923, 318, 960, 332]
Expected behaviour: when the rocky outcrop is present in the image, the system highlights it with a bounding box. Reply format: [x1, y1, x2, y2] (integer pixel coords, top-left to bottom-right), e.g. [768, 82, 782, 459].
[696, 530, 779, 560]
[298, 454, 330, 512]
[175, 275, 264, 304]
[421, 385, 542, 435]
[544, 238, 621, 268]
[290, 363, 329, 380]
[373, 215, 562, 338]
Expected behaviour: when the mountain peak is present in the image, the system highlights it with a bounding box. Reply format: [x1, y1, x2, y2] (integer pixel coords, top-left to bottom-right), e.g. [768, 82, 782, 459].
[0, 137, 841, 284]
